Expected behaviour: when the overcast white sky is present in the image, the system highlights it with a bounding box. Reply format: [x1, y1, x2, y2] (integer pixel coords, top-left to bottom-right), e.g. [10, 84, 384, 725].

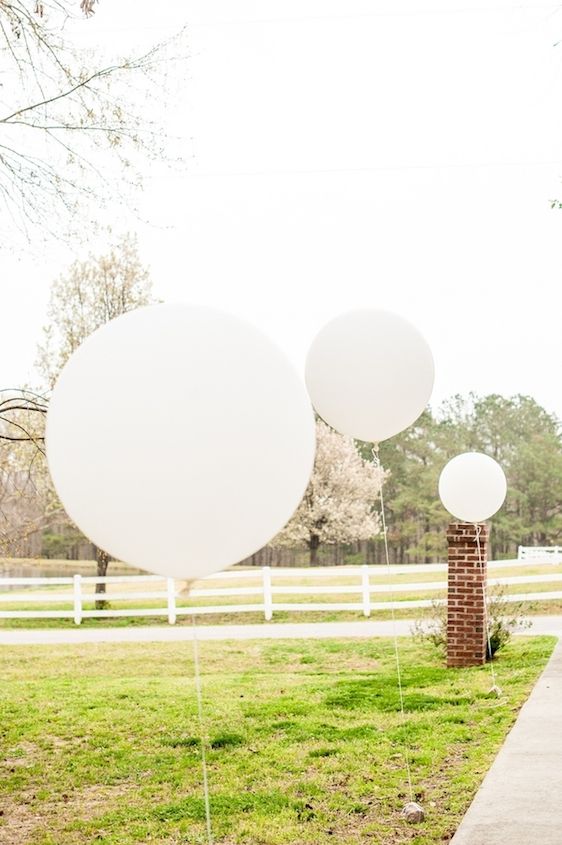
[3, 0, 562, 418]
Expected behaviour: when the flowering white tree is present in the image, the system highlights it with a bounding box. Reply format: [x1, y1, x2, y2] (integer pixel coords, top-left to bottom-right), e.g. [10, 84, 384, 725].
[36, 232, 156, 387]
[274, 420, 384, 564]
[34, 233, 157, 604]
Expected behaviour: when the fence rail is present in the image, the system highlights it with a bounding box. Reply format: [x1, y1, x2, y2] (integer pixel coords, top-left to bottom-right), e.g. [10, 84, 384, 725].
[518, 545, 562, 562]
[1, 554, 561, 624]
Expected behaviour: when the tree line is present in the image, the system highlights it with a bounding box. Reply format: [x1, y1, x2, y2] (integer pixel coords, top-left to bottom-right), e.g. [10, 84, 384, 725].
[363, 394, 562, 563]
[246, 394, 562, 566]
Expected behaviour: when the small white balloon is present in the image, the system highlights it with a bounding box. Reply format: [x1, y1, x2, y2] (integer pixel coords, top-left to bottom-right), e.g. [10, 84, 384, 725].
[305, 309, 435, 443]
[46, 304, 316, 580]
[438, 452, 507, 523]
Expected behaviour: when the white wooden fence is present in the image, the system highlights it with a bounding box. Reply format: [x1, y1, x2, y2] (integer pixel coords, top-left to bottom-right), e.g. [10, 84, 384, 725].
[0, 554, 561, 624]
[518, 545, 562, 563]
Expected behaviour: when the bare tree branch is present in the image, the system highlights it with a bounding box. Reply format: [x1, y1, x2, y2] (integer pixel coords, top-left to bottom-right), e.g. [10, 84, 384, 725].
[0, 2, 186, 246]
[1, 50, 157, 124]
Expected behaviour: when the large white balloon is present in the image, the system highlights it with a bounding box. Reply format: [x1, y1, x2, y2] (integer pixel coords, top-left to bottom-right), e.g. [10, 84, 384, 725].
[439, 452, 507, 523]
[46, 305, 316, 580]
[305, 309, 434, 443]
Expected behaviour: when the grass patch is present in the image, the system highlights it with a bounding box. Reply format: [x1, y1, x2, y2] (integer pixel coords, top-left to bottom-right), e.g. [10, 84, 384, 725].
[0, 635, 555, 844]
[209, 733, 245, 750]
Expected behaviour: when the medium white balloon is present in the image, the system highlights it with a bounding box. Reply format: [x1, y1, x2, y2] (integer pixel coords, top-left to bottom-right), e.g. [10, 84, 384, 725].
[438, 452, 507, 523]
[46, 304, 315, 580]
[305, 309, 434, 443]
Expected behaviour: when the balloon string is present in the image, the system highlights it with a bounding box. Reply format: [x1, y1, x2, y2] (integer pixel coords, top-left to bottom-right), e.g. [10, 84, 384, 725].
[372, 446, 414, 804]
[474, 525, 499, 690]
[191, 615, 213, 845]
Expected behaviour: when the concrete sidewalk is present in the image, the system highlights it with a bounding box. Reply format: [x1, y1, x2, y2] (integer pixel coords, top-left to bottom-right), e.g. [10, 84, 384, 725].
[451, 639, 562, 844]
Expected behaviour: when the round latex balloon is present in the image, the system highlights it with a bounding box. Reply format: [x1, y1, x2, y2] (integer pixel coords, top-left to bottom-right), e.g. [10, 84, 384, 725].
[438, 452, 507, 523]
[305, 309, 434, 443]
[46, 304, 316, 580]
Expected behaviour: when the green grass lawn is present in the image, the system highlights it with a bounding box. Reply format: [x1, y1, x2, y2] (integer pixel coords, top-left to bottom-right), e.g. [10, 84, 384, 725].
[0, 635, 555, 844]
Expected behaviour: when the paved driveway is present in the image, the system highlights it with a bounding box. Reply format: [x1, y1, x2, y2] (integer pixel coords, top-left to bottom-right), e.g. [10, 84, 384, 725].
[0, 616, 559, 645]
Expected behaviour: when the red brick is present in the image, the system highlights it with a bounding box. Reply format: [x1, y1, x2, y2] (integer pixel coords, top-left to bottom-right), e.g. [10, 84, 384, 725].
[446, 521, 488, 668]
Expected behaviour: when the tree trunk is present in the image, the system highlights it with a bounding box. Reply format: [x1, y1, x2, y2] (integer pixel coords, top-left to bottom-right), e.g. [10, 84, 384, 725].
[94, 546, 110, 610]
[309, 534, 320, 566]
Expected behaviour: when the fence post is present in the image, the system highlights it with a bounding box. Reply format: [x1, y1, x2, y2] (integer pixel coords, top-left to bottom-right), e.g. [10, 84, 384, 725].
[263, 566, 273, 621]
[73, 574, 82, 625]
[361, 565, 371, 617]
[167, 578, 177, 625]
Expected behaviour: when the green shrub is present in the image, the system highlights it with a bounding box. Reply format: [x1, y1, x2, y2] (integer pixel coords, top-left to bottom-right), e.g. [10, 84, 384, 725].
[412, 585, 531, 660]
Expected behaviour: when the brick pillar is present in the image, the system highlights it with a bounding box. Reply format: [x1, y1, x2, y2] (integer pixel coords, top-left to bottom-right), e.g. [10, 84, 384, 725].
[447, 522, 488, 668]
